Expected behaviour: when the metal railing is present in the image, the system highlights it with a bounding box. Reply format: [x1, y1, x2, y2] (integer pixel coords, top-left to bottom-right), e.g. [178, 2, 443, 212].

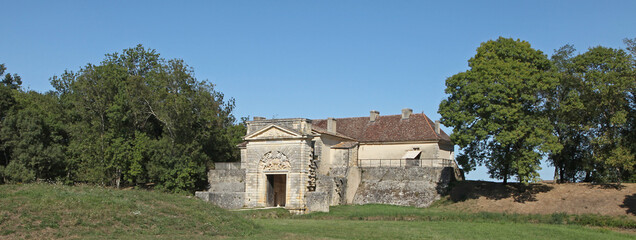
[357, 158, 454, 168]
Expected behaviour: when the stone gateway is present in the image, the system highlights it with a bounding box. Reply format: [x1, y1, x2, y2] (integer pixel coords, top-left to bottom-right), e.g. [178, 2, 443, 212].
[196, 109, 463, 213]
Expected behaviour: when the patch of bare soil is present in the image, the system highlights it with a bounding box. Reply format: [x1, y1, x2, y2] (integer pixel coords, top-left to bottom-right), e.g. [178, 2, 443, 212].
[446, 181, 636, 219]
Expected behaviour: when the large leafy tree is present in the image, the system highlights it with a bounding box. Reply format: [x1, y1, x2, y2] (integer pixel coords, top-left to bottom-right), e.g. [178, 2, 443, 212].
[50, 45, 242, 192]
[439, 37, 560, 184]
[547, 45, 593, 182]
[547, 43, 635, 183]
[0, 64, 23, 182]
[0, 91, 67, 182]
[622, 37, 636, 182]
[571, 46, 635, 182]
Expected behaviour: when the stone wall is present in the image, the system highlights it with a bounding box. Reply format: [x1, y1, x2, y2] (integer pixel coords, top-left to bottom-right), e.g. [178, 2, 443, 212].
[305, 192, 329, 213]
[242, 139, 312, 210]
[247, 118, 312, 135]
[344, 166, 361, 204]
[352, 167, 454, 207]
[316, 174, 347, 206]
[195, 192, 245, 209]
[208, 169, 246, 192]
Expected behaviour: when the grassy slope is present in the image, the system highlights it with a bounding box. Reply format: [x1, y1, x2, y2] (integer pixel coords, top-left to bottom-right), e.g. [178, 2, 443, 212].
[0, 184, 257, 239]
[444, 181, 636, 218]
[1, 184, 634, 239]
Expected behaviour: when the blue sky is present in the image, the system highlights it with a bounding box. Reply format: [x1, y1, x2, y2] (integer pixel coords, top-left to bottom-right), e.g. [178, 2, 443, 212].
[2, 1, 635, 181]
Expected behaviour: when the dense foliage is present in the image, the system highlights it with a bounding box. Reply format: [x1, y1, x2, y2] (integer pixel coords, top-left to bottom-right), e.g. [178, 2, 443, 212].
[440, 37, 636, 183]
[439, 37, 561, 183]
[0, 46, 245, 192]
[548, 41, 635, 183]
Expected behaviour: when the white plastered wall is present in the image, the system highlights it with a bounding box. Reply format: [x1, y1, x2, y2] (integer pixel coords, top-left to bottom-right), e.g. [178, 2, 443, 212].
[316, 135, 343, 175]
[358, 142, 440, 159]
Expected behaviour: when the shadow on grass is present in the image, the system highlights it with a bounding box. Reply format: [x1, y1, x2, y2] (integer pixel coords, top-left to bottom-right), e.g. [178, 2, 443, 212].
[449, 181, 554, 203]
[588, 183, 626, 190]
[620, 194, 636, 216]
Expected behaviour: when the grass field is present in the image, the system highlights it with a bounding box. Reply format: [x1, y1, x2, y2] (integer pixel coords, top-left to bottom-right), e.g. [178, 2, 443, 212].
[0, 184, 257, 239]
[248, 219, 632, 239]
[237, 205, 636, 239]
[1, 184, 634, 239]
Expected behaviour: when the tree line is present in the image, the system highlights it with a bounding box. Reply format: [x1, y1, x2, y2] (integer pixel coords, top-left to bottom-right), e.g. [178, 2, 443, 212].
[440, 37, 635, 184]
[1, 39, 633, 189]
[0, 45, 245, 192]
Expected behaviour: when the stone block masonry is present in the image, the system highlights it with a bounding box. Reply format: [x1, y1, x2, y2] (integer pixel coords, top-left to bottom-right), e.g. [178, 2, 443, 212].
[195, 113, 459, 214]
[207, 169, 245, 192]
[352, 167, 453, 207]
[195, 192, 245, 209]
[305, 192, 329, 213]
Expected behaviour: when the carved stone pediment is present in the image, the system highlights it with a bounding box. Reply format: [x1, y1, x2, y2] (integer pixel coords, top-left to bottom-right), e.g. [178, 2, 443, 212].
[245, 125, 303, 140]
[260, 151, 291, 171]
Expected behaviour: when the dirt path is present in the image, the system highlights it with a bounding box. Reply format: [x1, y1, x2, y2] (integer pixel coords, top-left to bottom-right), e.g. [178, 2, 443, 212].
[445, 181, 636, 219]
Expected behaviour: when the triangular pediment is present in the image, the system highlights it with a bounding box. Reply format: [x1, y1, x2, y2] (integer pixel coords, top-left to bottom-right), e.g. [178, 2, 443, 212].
[245, 125, 303, 140]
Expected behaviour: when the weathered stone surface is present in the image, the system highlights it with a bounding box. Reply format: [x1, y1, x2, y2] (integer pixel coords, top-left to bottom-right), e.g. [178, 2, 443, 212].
[247, 118, 312, 135]
[328, 167, 348, 178]
[196, 192, 245, 209]
[240, 119, 314, 211]
[352, 167, 453, 207]
[316, 174, 347, 206]
[208, 169, 246, 192]
[200, 116, 460, 214]
[195, 191, 211, 201]
[345, 166, 361, 204]
[305, 192, 329, 213]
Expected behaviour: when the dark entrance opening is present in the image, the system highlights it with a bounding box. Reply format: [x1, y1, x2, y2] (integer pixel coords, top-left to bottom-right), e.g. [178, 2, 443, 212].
[266, 174, 286, 207]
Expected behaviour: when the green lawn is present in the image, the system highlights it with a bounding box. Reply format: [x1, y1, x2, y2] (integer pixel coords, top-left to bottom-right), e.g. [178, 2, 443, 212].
[249, 219, 633, 240]
[238, 205, 635, 239]
[238, 204, 636, 230]
[0, 184, 634, 239]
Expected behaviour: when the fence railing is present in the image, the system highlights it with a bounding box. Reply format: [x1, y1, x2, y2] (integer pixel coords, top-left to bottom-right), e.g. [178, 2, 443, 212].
[357, 158, 454, 168]
[214, 162, 241, 170]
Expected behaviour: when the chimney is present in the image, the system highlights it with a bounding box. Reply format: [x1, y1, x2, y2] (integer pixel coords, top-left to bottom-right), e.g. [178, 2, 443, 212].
[253, 116, 266, 121]
[327, 118, 337, 133]
[401, 108, 413, 120]
[435, 120, 440, 135]
[369, 110, 379, 122]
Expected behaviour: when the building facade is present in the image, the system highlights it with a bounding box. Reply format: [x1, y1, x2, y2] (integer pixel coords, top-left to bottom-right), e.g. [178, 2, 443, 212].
[196, 109, 461, 213]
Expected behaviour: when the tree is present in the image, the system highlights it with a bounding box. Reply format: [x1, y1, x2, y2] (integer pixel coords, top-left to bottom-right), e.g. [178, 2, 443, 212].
[623, 37, 636, 182]
[570, 46, 635, 183]
[50, 45, 242, 192]
[547, 45, 593, 182]
[0, 91, 68, 182]
[439, 37, 560, 184]
[546, 40, 636, 184]
[0, 64, 22, 183]
[0, 64, 22, 90]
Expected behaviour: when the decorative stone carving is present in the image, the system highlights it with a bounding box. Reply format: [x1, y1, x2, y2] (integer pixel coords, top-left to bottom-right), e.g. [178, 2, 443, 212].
[260, 151, 291, 171]
[308, 149, 317, 191]
[307, 141, 318, 192]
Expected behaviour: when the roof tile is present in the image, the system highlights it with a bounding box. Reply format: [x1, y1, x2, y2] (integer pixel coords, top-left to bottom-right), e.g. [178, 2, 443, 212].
[312, 113, 451, 143]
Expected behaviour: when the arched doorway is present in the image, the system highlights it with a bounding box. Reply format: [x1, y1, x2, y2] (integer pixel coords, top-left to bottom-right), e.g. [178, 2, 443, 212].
[260, 151, 291, 207]
[266, 174, 287, 206]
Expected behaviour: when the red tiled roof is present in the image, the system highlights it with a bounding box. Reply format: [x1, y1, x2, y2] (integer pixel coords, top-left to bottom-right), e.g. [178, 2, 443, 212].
[331, 141, 359, 149]
[312, 126, 357, 141]
[312, 113, 451, 143]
